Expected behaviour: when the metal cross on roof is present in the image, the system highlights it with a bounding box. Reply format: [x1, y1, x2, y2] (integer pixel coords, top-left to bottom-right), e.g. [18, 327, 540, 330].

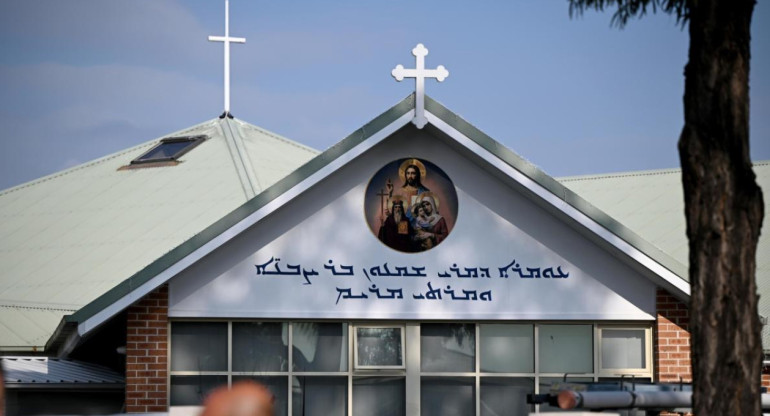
[208, 0, 246, 117]
[392, 44, 449, 129]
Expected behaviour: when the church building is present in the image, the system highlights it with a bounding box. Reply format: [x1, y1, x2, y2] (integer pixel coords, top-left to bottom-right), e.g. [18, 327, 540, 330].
[1, 4, 768, 416]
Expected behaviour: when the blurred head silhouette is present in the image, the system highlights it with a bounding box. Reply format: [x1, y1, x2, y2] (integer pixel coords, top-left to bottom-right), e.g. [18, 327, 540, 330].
[201, 380, 275, 416]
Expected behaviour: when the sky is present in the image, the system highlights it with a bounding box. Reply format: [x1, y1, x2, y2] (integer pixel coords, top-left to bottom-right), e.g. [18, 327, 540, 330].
[0, 1, 768, 190]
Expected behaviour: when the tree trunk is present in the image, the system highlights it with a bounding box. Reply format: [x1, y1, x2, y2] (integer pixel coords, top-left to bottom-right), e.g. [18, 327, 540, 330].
[678, 0, 764, 414]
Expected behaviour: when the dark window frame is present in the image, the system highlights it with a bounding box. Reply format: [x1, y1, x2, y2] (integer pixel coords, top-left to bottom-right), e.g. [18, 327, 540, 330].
[130, 135, 207, 165]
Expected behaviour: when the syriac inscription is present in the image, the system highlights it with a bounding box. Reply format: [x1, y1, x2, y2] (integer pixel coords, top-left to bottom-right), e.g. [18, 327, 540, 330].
[255, 257, 569, 304]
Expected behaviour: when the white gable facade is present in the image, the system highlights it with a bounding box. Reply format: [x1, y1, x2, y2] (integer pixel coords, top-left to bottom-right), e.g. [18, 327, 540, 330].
[169, 125, 657, 322]
[54, 97, 691, 415]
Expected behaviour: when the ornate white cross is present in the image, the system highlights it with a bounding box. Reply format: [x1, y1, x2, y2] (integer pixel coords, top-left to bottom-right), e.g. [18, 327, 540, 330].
[208, 0, 246, 116]
[392, 44, 449, 129]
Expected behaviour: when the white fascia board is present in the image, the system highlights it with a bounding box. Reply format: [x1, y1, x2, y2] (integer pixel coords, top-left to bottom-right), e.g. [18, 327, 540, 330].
[424, 111, 691, 298]
[77, 112, 414, 337]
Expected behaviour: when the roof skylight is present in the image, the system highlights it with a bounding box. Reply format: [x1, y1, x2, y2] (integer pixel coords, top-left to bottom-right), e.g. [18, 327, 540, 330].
[131, 135, 206, 165]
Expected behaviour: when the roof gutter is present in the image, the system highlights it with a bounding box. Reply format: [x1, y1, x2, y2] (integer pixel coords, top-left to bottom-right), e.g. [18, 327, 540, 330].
[4, 383, 124, 391]
[0, 346, 45, 353]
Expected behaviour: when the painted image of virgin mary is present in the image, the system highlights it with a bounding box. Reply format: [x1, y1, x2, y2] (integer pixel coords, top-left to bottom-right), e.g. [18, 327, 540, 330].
[412, 193, 448, 250]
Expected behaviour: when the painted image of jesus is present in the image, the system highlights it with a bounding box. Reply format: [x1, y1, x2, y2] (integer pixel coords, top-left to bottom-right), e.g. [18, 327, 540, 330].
[386, 159, 430, 213]
[365, 158, 458, 253]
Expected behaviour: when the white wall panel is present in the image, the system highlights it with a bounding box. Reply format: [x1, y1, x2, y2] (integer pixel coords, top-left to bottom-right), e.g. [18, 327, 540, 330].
[169, 127, 655, 320]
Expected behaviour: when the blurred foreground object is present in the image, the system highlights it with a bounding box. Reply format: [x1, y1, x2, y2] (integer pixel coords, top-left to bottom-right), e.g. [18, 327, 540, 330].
[201, 380, 274, 416]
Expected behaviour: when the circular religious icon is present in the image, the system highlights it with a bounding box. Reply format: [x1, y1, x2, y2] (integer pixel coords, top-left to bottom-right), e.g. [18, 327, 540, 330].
[364, 158, 458, 253]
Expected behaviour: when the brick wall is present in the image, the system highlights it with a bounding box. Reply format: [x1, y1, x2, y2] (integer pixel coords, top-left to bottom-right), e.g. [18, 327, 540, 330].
[654, 288, 692, 383]
[653, 289, 693, 416]
[126, 284, 169, 413]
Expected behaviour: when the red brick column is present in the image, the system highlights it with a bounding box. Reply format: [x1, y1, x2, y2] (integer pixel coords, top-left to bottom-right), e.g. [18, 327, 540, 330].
[657, 300, 694, 416]
[654, 288, 692, 383]
[126, 284, 169, 413]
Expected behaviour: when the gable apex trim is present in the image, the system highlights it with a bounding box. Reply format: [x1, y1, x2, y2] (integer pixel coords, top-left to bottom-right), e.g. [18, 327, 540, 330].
[61, 94, 689, 350]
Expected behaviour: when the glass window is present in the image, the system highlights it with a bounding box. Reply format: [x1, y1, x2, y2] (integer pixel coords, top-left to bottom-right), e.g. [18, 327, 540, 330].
[292, 322, 348, 372]
[538, 325, 593, 374]
[167, 321, 653, 413]
[171, 322, 227, 371]
[421, 377, 475, 416]
[480, 377, 534, 416]
[421, 323, 475, 372]
[131, 135, 205, 164]
[169, 375, 228, 406]
[353, 377, 406, 416]
[601, 329, 646, 369]
[480, 324, 534, 373]
[232, 376, 288, 416]
[356, 327, 404, 368]
[292, 376, 347, 416]
[232, 322, 288, 372]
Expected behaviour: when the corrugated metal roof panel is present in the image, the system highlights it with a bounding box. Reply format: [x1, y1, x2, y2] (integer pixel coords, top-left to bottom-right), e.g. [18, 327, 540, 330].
[0, 118, 318, 349]
[0, 305, 75, 349]
[2, 356, 124, 384]
[236, 119, 319, 193]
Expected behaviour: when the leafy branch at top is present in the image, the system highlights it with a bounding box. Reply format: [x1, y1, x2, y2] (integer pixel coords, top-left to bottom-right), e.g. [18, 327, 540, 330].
[568, 0, 689, 28]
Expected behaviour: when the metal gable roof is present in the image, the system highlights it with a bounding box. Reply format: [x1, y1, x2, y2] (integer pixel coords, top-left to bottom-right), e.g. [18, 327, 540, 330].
[0, 117, 318, 350]
[560, 161, 770, 348]
[2, 356, 124, 386]
[62, 95, 692, 348]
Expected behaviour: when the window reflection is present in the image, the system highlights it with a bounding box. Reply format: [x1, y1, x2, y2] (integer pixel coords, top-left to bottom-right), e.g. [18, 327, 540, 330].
[292, 323, 348, 372]
[356, 327, 403, 367]
[601, 329, 645, 369]
[292, 376, 347, 416]
[233, 376, 288, 416]
[353, 377, 405, 416]
[232, 322, 288, 372]
[421, 377, 475, 416]
[169, 375, 227, 406]
[538, 325, 593, 374]
[480, 378, 533, 416]
[170, 322, 227, 371]
[480, 324, 534, 373]
[421, 323, 475, 372]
